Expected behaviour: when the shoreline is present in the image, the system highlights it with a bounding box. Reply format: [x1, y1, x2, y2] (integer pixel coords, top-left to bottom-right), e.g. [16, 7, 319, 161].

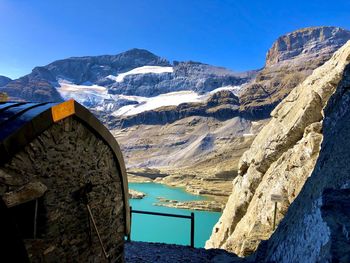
[128, 171, 231, 212]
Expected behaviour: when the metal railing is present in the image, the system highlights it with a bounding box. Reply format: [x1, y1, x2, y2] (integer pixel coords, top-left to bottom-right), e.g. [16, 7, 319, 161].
[127, 206, 195, 248]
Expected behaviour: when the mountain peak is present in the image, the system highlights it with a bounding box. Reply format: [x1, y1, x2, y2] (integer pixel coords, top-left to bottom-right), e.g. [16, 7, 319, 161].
[265, 26, 350, 67]
[0, 75, 12, 87]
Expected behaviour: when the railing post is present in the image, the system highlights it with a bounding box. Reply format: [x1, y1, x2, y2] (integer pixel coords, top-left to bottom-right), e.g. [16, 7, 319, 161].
[127, 206, 132, 242]
[272, 202, 277, 231]
[190, 212, 194, 248]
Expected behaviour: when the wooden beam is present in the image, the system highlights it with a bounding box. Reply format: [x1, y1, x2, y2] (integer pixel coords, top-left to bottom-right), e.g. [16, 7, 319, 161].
[2, 182, 47, 208]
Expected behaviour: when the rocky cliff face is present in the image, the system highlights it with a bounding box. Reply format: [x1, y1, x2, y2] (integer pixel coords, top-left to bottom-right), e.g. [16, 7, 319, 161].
[253, 47, 350, 263]
[206, 40, 350, 256]
[239, 26, 350, 118]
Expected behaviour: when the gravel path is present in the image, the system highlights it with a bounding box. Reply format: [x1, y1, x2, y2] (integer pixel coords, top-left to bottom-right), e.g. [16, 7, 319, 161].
[125, 241, 246, 263]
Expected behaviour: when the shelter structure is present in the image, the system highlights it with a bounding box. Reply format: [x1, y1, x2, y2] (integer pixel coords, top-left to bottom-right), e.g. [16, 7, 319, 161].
[0, 100, 130, 262]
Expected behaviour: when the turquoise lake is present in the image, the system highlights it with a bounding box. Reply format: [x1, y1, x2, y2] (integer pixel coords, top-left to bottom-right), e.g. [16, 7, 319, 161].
[128, 183, 222, 248]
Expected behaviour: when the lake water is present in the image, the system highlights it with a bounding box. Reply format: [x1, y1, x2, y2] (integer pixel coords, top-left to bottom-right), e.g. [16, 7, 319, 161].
[128, 182, 221, 248]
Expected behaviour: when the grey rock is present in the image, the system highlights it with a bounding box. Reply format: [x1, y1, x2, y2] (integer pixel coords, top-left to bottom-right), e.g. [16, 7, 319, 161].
[0, 75, 11, 87]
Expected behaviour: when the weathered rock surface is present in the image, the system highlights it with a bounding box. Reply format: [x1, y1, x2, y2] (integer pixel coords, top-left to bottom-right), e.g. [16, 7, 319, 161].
[240, 26, 350, 119]
[206, 40, 350, 256]
[154, 198, 223, 212]
[253, 50, 350, 262]
[129, 189, 146, 199]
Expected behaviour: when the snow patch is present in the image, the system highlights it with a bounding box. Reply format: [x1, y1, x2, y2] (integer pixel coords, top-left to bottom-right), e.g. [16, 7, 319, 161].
[113, 91, 204, 116]
[107, 66, 173, 82]
[209, 85, 241, 95]
[56, 80, 241, 117]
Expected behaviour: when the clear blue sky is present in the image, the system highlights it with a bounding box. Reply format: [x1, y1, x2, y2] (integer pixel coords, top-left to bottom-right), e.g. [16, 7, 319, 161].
[1, 0, 350, 79]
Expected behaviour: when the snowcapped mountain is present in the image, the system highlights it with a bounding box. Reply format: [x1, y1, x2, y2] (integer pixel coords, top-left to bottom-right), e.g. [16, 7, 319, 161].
[0, 48, 251, 122]
[2, 26, 350, 127]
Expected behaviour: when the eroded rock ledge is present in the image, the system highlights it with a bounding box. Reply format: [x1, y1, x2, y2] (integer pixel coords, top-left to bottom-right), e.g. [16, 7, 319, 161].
[129, 189, 146, 199]
[154, 198, 223, 212]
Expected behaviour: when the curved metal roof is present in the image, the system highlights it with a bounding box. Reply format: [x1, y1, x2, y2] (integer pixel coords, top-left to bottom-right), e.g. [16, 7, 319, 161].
[0, 100, 130, 235]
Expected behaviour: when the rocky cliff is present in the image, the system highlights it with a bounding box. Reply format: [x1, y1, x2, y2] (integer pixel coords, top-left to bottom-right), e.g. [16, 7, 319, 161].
[206, 40, 350, 256]
[239, 26, 350, 118]
[252, 58, 350, 262]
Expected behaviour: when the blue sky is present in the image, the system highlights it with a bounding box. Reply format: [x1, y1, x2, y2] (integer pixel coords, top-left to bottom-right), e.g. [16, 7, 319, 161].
[1, 0, 350, 79]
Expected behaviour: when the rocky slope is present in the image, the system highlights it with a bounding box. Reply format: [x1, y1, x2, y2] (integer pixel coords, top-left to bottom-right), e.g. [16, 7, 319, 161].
[239, 26, 350, 118]
[113, 116, 268, 205]
[252, 58, 350, 262]
[206, 40, 350, 256]
[0, 75, 11, 87]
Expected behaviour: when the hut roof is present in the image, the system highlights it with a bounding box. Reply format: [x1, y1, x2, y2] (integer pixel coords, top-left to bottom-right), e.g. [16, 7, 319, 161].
[0, 100, 130, 235]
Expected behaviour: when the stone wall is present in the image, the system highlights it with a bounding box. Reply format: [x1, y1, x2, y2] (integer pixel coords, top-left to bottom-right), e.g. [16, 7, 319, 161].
[0, 117, 125, 262]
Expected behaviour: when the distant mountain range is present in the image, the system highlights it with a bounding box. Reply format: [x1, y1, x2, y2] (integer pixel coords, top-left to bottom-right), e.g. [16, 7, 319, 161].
[1, 26, 349, 129]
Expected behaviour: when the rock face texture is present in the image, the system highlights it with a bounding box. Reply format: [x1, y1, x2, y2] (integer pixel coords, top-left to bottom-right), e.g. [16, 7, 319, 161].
[0, 118, 125, 262]
[240, 26, 350, 118]
[206, 40, 350, 256]
[254, 51, 350, 263]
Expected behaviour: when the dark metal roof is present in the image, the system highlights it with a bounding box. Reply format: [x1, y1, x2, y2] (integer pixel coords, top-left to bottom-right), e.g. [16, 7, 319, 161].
[0, 100, 130, 235]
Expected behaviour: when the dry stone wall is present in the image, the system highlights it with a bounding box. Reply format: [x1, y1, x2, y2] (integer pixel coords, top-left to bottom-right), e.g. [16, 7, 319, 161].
[0, 117, 125, 262]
